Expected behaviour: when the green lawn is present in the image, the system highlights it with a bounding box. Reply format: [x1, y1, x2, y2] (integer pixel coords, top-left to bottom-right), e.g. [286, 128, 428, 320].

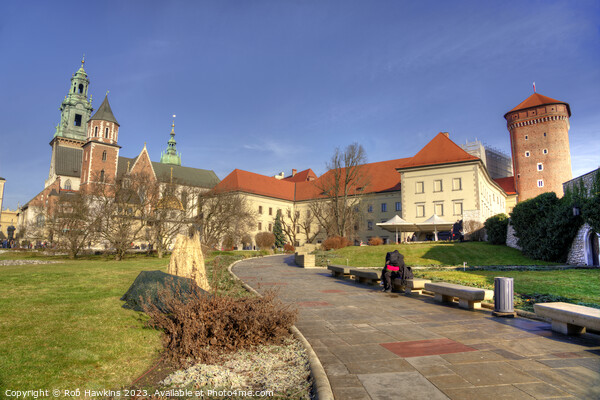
[0, 250, 258, 395]
[319, 242, 557, 267]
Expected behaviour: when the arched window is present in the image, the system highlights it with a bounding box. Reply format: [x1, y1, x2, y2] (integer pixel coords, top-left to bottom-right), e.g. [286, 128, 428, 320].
[94, 126, 98, 137]
[105, 127, 109, 138]
[78, 84, 84, 94]
[36, 214, 45, 227]
[181, 192, 188, 210]
[64, 179, 71, 190]
[100, 170, 105, 182]
[102, 151, 107, 161]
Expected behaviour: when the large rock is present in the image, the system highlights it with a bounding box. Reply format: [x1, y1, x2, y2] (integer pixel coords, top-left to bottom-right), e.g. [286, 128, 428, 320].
[168, 233, 210, 291]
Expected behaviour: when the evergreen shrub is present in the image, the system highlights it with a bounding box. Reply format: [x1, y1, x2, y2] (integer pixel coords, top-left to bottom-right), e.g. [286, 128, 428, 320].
[484, 213, 509, 245]
[511, 192, 583, 262]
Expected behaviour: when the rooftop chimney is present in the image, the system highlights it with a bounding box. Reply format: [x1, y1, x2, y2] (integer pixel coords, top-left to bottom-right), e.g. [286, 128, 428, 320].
[292, 169, 297, 176]
[442, 132, 450, 138]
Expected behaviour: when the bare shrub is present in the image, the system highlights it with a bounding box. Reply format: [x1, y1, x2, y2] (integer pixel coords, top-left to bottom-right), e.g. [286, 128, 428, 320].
[283, 243, 295, 253]
[255, 232, 275, 250]
[322, 235, 351, 250]
[144, 286, 297, 367]
[368, 236, 383, 246]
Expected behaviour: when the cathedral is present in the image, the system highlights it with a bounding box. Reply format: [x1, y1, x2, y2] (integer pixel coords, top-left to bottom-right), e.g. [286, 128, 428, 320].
[17, 59, 219, 234]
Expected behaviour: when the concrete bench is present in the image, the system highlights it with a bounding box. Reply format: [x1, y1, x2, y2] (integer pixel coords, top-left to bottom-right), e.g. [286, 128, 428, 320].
[349, 269, 380, 285]
[393, 278, 431, 295]
[533, 302, 600, 335]
[327, 265, 352, 277]
[425, 282, 493, 310]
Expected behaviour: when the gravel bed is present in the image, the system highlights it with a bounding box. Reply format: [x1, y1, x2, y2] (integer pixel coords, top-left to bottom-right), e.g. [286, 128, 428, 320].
[0, 260, 60, 266]
[161, 338, 311, 397]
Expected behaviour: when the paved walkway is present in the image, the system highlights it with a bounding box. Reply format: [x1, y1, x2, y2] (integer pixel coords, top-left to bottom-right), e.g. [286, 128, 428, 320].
[233, 255, 600, 400]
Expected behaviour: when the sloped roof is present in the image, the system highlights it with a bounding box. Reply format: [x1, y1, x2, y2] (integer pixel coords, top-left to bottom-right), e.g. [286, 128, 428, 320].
[152, 162, 219, 188]
[217, 169, 297, 200]
[494, 176, 517, 195]
[283, 169, 317, 182]
[55, 146, 82, 177]
[398, 133, 478, 170]
[89, 96, 120, 125]
[505, 93, 570, 117]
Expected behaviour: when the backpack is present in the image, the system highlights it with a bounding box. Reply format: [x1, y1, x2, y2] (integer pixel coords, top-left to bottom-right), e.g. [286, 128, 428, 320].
[386, 250, 404, 267]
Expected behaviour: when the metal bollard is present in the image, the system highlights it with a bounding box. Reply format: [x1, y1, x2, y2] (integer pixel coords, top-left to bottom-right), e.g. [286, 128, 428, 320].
[493, 277, 516, 317]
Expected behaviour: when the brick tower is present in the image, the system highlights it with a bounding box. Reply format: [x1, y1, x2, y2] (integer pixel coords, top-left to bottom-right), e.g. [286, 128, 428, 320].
[504, 92, 572, 201]
[80, 95, 121, 187]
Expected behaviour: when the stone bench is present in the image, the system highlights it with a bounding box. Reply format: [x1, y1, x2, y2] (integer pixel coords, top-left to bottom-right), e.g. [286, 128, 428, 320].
[424, 282, 493, 310]
[533, 302, 600, 335]
[294, 252, 315, 268]
[349, 269, 380, 285]
[393, 278, 431, 295]
[327, 265, 352, 277]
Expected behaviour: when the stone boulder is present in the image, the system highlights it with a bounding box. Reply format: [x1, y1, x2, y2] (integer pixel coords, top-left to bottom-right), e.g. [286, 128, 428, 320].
[168, 233, 210, 291]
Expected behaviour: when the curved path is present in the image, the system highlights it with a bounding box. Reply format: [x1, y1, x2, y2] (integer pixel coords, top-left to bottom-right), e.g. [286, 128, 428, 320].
[233, 255, 600, 400]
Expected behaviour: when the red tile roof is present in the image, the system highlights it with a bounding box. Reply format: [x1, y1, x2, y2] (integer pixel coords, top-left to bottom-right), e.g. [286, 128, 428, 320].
[493, 176, 516, 195]
[505, 93, 570, 117]
[283, 168, 317, 182]
[215, 133, 507, 201]
[398, 132, 478, 170]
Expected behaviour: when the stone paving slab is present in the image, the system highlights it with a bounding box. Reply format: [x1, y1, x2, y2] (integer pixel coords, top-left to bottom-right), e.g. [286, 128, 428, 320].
[233, 255, 600, 400]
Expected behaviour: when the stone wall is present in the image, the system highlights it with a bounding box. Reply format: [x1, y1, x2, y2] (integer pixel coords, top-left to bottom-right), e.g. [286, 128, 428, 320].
[506, 223, 521, 250]
[294, 252, 315, 268]
[566, 223, 597, 266]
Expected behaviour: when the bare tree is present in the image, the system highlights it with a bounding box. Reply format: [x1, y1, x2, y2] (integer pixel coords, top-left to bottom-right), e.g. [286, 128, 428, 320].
[195, 189, 255, 249]
[298, 208, 321, 244]
[49, 192, 99, 259]
[86, 171, 155, 260]
[310, 143, 368, 238]
[281, 208, 300, 246]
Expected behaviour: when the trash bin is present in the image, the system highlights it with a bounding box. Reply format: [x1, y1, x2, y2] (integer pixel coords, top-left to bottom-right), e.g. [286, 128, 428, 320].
[493, 277, 515, 317]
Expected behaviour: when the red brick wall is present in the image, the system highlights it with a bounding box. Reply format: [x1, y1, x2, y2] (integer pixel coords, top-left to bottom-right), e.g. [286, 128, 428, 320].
[80, 142, 119, 185]
[506, 104, 572, 201]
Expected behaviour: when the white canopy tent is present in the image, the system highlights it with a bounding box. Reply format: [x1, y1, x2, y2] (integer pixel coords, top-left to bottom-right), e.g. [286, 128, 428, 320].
[417, 214, 454, 241]
[376, 215, 416, 243]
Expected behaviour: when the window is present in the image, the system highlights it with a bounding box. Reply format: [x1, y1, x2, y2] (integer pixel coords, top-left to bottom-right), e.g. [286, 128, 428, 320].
[258, 206, 263, 214]
[102, 150, 107, 161]
[181, 192, 188, 210]
[416, 181, 424, 194]
[64, 179, 71, 190]
[36, 214, 45, 227]
[78, 84, 84, 94]
[367, 204, 373, 213]
[544, 132, 547, 137]
[258, 222, 262, 230]
[434, 180, 443, 192]
[452, 178, 462, 191]
[381, 203, 387, 212]
[543, 149, 548, 154]
[100, 170, 105, 182]
[525, 151, 530, 157]
[269, 207, 272, 216]
[537, 163, 543, 171]
[434, 203, 444, 216]
[74, 114, 82, 126]
[94, 126, 98, 137]
[395, 202, 401, 211]
[105, 127, 109, 138]
[453, 202, 463, 216]
[525, 135, 528, 140]
[367, 220, 373, 231]
[268, 223, 272, 231]
[416, 204, 425, 217]
[537, 180, 544, 187]
[296, 226, 300, 234]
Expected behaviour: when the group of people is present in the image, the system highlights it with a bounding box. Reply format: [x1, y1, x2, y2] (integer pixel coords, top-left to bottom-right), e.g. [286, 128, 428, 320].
[380, 250, 413, 293]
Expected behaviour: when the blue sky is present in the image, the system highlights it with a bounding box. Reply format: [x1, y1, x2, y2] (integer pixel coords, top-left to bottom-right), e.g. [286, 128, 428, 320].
[0, 0, 598, 210]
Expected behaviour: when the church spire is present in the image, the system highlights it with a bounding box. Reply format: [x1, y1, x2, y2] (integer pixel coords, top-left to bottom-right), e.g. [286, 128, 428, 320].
[159, 116, 182, 166]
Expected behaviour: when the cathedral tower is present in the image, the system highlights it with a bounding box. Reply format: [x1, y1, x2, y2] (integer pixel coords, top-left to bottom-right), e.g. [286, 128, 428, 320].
[159, 119, 182, 166]
[46, 57, 94, 189]
[80, 95, 121, 187]
[504, 92, 572, 201]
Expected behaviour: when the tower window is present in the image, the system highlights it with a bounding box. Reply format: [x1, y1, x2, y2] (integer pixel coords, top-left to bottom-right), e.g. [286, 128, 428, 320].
[102, 151, 107, 161]
[525, 151, 530, 157]
[105, 127, 109, 138]
[537, 163, 543, 171]
[100, 170, 105, 182]
[78, 84, 84, 94]
[543, 149, 548, 154]
[544, 132, 547, 137]
[74, 114, 82, 126]
[537, 179, 544, 187]
[94, 126, 98, 137]
[64, 179, 71, 190]
[525, 135, 528, 140]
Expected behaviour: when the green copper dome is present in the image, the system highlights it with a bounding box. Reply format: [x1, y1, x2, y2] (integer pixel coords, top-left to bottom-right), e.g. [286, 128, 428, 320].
[159, 120, 182, 166]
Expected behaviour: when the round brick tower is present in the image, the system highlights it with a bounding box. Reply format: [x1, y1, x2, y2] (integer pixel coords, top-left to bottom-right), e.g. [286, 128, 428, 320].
[504, 93, 572, 201]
